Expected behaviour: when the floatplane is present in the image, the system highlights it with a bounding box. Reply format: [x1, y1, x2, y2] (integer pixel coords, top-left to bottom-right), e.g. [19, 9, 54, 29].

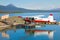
[22, 14, 56, 24]
[17, 14, 58, 28]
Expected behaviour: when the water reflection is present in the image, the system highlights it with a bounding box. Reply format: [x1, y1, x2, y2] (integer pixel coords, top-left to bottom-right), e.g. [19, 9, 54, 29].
[25, 29, 54, 40]
[0, 25, 55, 40]
[2, 32, 9, 38]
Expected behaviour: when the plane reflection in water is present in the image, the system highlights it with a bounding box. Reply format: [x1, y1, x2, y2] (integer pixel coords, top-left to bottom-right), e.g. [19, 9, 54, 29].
[0, 25, 55, 40]
[25, 29, 55, 40]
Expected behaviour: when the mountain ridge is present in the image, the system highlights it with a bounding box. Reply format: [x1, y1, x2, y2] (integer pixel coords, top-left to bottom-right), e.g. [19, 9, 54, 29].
[0, 4, 60, 13]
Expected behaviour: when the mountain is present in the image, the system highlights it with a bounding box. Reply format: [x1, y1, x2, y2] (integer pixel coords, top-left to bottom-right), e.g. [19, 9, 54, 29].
[0, 4, 60, 13]
[0, 4, 30, 13]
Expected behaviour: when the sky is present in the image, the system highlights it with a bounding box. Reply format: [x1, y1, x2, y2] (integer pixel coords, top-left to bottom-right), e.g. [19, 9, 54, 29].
[0, 0, 60, 10]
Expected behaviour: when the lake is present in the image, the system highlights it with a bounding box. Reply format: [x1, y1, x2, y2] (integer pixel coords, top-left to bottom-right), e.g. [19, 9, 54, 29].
[0, 12, 60, 40]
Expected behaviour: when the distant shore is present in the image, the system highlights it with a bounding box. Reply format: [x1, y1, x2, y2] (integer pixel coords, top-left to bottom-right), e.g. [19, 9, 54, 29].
[0, 12, 23, 13]
[0, 11, 60, 13]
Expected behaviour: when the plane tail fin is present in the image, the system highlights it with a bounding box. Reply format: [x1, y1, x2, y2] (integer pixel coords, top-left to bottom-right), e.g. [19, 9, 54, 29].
[48, 14, 56, 22]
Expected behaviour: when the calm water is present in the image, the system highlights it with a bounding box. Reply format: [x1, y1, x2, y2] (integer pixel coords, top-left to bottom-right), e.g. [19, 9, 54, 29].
[0, 12, 60, 40]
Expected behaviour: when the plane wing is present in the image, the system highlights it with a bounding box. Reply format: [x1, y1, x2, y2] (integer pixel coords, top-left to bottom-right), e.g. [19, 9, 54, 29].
[23, 15, 45, 17]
